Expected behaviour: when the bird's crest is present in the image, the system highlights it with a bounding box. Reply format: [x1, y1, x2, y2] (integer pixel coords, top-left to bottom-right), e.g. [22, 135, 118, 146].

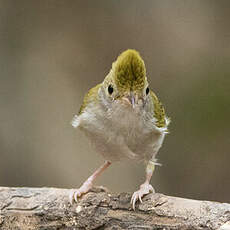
[113, 49, 147, 92]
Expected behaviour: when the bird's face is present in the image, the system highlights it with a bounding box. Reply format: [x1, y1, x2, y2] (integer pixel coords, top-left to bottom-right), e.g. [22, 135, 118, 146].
[103, 49, 150, 110]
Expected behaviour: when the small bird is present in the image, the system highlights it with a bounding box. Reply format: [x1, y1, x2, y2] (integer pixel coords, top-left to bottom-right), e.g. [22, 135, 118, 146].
[70, 49, 170, 209]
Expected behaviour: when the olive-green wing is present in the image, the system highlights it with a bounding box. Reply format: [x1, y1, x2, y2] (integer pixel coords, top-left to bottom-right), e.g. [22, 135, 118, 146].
[150, 90, 168, 128]
[78, 83, 102, 115]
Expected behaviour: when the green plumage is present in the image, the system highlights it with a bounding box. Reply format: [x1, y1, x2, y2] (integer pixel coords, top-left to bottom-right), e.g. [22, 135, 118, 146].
[114, 49, 147, 92]
[79, 84, 101, 115]
[150, 90, 167, 128]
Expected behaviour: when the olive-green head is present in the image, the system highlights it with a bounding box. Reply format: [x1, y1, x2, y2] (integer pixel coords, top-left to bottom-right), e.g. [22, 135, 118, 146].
[114, 49, 147, 92]
[103, 49, 149, 107]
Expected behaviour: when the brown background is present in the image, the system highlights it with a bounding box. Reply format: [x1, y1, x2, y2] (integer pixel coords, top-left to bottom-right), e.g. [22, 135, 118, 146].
[0, 0, 229, 203]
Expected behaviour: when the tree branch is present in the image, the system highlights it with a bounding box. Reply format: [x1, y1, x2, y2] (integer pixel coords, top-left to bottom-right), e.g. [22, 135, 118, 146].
[0, 187, 229, 229]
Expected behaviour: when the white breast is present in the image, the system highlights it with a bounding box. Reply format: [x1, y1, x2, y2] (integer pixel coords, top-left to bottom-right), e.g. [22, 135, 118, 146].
[72, 99, 167, 162]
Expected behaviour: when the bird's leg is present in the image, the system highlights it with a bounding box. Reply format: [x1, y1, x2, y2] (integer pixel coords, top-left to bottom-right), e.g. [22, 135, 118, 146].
[69, 161, 111, 204]
[131, 160, 155, 210]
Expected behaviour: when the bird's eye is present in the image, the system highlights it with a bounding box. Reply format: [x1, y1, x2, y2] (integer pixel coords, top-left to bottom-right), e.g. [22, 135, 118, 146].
[146, 87, 149, 95]
[108, 85, 113, 95]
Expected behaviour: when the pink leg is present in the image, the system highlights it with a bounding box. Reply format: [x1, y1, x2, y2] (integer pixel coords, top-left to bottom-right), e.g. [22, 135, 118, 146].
[69, 161, 111, 204]
[131, 160, 155, 210]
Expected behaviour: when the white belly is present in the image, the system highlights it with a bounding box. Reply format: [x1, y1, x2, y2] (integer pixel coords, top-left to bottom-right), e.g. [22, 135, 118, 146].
[73, 102, 166, 162]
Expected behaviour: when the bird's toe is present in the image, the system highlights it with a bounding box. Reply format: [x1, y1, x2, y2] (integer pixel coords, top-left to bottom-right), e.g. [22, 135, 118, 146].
[131, 183, 155, 210]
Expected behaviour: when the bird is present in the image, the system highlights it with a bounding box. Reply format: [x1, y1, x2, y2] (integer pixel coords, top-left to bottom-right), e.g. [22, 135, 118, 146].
[69, 49, 170, 209]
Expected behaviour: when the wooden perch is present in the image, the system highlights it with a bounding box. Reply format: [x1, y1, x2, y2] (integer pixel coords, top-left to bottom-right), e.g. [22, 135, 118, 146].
[0, 187, 230, 230]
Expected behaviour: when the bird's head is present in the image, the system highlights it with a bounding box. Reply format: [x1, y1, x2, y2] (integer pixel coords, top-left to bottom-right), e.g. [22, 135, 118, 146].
[103, 49, 149, 108]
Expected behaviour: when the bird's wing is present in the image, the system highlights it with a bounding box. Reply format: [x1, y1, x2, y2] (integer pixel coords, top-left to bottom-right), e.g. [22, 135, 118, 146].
[150, 90, 170, 129]
[71, 84, 102, 128]
[78, 83, 102, 115]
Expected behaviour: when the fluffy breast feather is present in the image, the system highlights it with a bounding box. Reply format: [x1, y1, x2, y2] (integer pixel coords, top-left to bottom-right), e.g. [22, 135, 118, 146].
[72, 87, 169, 162]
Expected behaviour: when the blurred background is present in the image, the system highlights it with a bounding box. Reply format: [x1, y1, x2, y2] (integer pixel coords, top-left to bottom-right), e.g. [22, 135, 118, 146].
[0, 0, 229, 203]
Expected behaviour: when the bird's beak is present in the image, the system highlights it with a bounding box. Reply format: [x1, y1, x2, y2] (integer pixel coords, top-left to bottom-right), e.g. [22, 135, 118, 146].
[122, 93, 137, 108]
[130, 94, 135, 108]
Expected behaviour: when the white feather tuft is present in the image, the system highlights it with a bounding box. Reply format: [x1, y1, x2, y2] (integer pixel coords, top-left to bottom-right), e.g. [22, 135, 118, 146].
[71, 115, 80, 128]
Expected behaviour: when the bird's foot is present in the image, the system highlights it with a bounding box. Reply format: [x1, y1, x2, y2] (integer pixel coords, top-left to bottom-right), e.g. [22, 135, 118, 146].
[131, 182, 155, 210]
[69, 180, 93, 204]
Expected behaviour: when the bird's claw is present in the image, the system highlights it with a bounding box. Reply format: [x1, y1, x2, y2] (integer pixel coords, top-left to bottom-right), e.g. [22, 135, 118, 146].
[69, 189, 81, 204]
[69, 180, 93, 205]
[131, 183, 154, 210]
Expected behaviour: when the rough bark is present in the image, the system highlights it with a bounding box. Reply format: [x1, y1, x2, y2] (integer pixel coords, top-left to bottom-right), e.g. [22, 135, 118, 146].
[0, 187, 229, 230]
